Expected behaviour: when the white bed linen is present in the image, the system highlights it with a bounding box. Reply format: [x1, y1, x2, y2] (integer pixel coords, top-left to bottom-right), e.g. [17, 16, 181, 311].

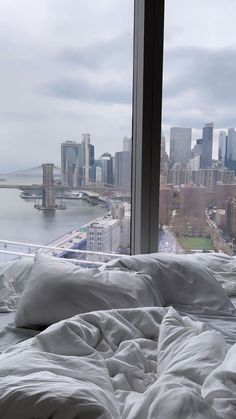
[0, 253, 236, 418]
[0, 317, 39, 354]
[0, 307, 234, 419]
[0, 259, 33, 312]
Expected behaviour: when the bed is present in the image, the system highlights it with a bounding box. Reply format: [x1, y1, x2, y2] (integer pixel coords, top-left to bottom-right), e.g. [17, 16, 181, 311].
[0, 252, 236, 418]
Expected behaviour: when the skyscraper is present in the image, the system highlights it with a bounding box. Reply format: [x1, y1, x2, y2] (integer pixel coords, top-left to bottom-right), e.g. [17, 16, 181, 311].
[170, 127, 191, 166]
[123, 136, 132, 153]
[61, 141, 82, 187]
[226, 128, 236, 173]
[96, 153, 113, 185]
[160, 133, 169, 183]
[115, 151, 131, 191]
[61, 135, 94, 187]
[218, 131, 227, 166]
[200, 123, 213, 169]
[81, 133, 94, 185]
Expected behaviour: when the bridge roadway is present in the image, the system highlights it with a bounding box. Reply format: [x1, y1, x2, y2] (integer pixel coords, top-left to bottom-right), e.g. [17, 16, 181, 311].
[0, 183, 129, 193]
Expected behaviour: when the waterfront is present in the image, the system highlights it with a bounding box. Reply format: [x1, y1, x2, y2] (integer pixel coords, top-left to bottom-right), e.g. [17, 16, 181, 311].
[0, 175, 107, 261]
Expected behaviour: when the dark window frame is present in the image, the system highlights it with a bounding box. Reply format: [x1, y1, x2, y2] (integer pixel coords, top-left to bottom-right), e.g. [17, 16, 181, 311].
[131, 0, 165, 254]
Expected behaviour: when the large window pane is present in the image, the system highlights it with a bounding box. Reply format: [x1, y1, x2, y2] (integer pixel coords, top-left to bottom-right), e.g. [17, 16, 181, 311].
[0, 1, 133, 264]
[159, 0, 236, 255]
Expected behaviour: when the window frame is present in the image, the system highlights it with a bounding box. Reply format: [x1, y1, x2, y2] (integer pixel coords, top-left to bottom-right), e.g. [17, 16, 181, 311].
[131, 0, 165, 254]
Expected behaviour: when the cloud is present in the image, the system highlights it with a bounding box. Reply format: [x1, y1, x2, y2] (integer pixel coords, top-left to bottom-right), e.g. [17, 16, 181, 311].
[162, 46, 236, 129]
[40, 77, 132, 105]
[0, 0, 134, 172]
[56, 34, 133, 71]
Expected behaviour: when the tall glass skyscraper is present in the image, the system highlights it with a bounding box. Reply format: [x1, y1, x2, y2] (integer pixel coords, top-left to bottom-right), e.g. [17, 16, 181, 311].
[61, 141, 82, 187]
[61, 136, 94, 187]
[200, 123, 213, 169]
[226, 127, 236, 173]
[115, 151, 131, 191]
[218, 131, 227, 166]
[169, 127, 192, 166]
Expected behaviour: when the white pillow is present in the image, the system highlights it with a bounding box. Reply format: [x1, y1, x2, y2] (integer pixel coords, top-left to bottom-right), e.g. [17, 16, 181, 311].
[0, 259, 33, 312]
[15, 254, 155, 329]
[104, 253, 236, 315]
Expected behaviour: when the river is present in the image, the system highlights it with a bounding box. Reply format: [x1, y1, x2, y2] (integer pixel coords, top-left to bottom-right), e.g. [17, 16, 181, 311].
[0, 175, 107, 261]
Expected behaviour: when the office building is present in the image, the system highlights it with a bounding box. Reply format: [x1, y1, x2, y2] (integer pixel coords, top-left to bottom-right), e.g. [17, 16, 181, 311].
[160, 133, 169, 183]
[192, 169, 219, 193]
[168, 163, 191, 186]
[218, 131, 227, 166]
[81, 133, 95, 185]
[61, 141, 82, 187]
[218, 169, 234, 184]
[226, 128, 236, 173]
[61, 135, 94, 187]
[96, 153, 113, 186]
[123, 136, 132, 153]
[188, 155, 200, 171]
[192, 139, 203, 158]
[200, 123, 213, 169]
[111, 202, 130, 249]
[170, 127, 192, 166]
[87, 216, 120, 253]
[192, 168, 234, 193]
[115, 151, 131, 190]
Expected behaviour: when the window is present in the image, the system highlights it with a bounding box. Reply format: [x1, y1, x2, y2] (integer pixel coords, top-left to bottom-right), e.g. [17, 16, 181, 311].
[0, 0, 134, 263]
[159, 0, 236, 256]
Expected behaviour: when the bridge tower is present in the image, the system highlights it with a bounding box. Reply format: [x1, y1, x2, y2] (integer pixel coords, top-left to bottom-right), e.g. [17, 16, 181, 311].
[42, 163, 55, 209]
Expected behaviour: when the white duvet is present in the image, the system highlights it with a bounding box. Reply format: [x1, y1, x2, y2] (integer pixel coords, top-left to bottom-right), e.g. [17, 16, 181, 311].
[0, 306, 235, 419]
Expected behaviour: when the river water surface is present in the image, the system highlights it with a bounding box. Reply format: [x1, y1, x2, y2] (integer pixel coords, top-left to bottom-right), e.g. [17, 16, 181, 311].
[0, 175, 107, 261]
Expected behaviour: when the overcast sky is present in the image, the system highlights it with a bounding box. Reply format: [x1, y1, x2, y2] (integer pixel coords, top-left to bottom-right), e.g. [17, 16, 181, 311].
[0, 0, 133, 172]
[1, 0, 236, 172]
[163, 0, 236, 157]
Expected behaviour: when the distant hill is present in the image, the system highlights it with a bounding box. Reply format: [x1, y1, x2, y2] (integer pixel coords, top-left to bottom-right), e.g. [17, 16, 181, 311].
[7, 165, 61, 177]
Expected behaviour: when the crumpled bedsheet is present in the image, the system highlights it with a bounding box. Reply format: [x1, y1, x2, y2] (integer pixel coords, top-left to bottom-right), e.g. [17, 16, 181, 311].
[0, 306, 234, 419]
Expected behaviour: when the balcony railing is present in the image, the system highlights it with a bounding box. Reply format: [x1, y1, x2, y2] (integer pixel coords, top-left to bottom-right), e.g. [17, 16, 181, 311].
[0, 240, 121, 267]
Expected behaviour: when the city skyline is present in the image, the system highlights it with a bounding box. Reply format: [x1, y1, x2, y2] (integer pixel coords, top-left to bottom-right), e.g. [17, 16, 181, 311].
[4, 119, 236, 174]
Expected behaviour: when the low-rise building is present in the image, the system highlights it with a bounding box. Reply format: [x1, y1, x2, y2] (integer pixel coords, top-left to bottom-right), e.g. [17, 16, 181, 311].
[179, 185, 206, 218]
[215, 209, 226, 229]
[87, 216, 120, 254]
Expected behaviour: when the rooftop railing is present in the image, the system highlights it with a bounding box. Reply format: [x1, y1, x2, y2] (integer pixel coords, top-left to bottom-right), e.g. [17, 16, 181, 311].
[0, 240, 121, 267]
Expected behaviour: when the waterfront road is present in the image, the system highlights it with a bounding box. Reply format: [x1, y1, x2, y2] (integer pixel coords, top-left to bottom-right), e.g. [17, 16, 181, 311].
[158, 227, 184, 254]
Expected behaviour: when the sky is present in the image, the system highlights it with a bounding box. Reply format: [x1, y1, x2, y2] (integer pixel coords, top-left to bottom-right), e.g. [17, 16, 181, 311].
[163, 0, 236, 157]
[1, 0, 236, 172]
[0, 0, 133, 172]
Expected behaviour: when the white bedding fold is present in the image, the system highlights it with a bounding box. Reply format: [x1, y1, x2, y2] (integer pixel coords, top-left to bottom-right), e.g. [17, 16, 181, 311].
[0, 307, 233, 419]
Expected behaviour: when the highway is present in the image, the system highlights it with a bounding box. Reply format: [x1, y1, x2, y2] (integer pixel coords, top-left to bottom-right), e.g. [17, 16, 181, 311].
[37, 227, 87, 258]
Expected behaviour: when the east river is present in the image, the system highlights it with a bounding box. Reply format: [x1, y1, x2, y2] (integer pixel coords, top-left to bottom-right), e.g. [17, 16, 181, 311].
[0, 175, 107, 261]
